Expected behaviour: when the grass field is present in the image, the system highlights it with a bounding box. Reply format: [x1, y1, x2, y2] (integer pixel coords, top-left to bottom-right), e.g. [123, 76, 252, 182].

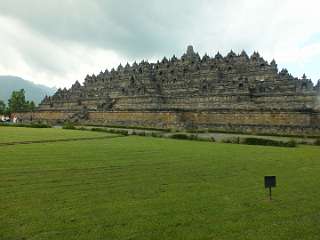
[0, 127, 115, 143]
[1, 127, 320, 239]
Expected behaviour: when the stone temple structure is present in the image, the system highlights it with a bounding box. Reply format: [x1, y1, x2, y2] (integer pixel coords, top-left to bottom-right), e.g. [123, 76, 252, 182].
[18, 46, 320, 135]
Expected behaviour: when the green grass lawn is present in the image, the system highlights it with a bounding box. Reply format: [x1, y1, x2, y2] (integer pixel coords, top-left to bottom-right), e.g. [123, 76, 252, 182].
[0, 127, 320, 239]
[0, 126, 113, 143]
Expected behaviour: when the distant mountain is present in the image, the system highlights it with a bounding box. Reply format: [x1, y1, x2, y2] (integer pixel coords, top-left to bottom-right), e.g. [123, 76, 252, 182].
[0, 76, 56, 104]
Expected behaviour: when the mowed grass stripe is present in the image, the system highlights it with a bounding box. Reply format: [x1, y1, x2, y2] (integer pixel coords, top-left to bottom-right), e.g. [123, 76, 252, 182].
[0, 126, 114, 143]
[0, 129, 320, 239]
[0, 135, 123, 146]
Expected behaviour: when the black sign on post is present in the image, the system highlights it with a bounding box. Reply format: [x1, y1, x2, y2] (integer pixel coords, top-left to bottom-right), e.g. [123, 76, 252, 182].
[264, 176, 276, 200]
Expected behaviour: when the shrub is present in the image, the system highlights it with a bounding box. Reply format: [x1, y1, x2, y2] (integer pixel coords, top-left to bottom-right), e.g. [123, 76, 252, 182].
[186, 129, 207, 134]
[62, 122, 75, 130]
[91, 127, 128, 136]
[29, 123, 51, 128]
[314, 139, 320, 146]
[286, 139, 297, 148]
[91, 128, 102, 132]
[189, 134, 198, 140]
[242, 137, 296, 148]
[151, 132, 163, 138]
[0, 122, 51, 128]
[121, 130, 129, 136]
[170, 133, 189, 140]
[169, 128, 180, 133]
[136, 131, 146, 136]
[222, 138, 239, 144]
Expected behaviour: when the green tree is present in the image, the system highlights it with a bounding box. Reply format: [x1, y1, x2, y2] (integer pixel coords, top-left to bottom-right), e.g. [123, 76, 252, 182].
[7, 89, 37, 113]
[27, 101, 36, 111]
[0, 100, 6, 115]
[8, 89, 33, 113]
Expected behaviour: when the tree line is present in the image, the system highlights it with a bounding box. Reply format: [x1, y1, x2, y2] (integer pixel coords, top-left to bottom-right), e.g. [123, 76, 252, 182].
[0, 89, 36, 115]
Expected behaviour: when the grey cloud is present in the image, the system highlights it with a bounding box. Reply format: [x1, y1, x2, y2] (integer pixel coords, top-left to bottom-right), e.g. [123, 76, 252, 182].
[0, 0, 208, 59]
[0, 0, 319, 86]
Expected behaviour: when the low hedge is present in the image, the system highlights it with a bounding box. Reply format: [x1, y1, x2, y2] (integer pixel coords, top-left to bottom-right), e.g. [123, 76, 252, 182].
[242, 137, 296, 147]
[0, 123, 51, 128]
[170, 133, 190, 140]
[170, 133, 215, 142]
[62, 122, 76, 130]
[314, 139, 320, 146]
[91, 128, 129, 136]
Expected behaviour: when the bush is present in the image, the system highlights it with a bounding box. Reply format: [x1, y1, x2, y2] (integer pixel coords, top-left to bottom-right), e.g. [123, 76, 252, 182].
[29, 123, 51, 128]
[189, 134, 199, 140]
[0, 122, 51, 128]
[151, 132, 157, 137]
[91, 127, 128, 136]
[170, 133, 215, 142]
[314, 139, 320, 146]
[169, 128, 181, 133]
[186, 129, 207, 134]
[286, 139, 297, 148]
[88, 124, 170, 132]
[170, 133, 189, 140]
[136, 131, 146, 136]
[222, 137, 239, 144]
[242, 137, 296, 148]
[62, 122, 75, 130]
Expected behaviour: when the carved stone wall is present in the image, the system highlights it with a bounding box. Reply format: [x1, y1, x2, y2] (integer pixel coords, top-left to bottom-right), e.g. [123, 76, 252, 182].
[15, 109, 320, 136]
[19, 46, 320, 135]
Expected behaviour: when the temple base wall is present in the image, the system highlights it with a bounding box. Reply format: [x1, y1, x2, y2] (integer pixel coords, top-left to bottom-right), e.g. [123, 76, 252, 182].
[14, 110, 320, 136]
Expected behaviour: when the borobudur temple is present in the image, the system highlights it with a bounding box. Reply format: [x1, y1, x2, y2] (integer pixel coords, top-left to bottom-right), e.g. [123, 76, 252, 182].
[17, 46, 320, 136]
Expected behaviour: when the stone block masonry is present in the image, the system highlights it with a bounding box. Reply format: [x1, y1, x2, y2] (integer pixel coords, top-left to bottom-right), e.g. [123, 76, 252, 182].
[17, 46, 320, 136]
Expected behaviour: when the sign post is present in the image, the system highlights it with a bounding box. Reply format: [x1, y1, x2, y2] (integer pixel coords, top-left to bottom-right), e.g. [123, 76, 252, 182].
[264, 176, 276, 200]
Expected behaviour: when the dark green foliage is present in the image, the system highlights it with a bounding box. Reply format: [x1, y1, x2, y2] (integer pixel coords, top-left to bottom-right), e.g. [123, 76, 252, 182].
[88, 124, 170, 132]
[27, 123, 51, 128]
[170, 133, 190, 140]
[314, 139, 320, 146]
[286, 139, 298, 147]
[151, 132, 163, 138]
[188, 134, 198, 140]
[7, 89, 36, 113]
[170, 133, 213, 142]
[186, 129, 207, 134]
[28, 101, 36, 111]
[62, 122, 76, 130]
[91, 128, 106, 132]
[242, 137, 296, 147]
[135, 131, 146, 136]
[8, 89, 27, 112]
[222, 137, 240, 144]
[0, 100, 6, 115]
[91, 127, 128, 136]
[0, 122, 51, 128]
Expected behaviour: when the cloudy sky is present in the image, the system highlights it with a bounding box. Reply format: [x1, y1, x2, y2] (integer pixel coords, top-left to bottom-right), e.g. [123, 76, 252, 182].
[0, 0, 319, 88]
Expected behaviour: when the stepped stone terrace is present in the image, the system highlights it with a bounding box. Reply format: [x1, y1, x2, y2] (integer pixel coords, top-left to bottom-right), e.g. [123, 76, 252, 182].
[18, 46, 320, 136]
